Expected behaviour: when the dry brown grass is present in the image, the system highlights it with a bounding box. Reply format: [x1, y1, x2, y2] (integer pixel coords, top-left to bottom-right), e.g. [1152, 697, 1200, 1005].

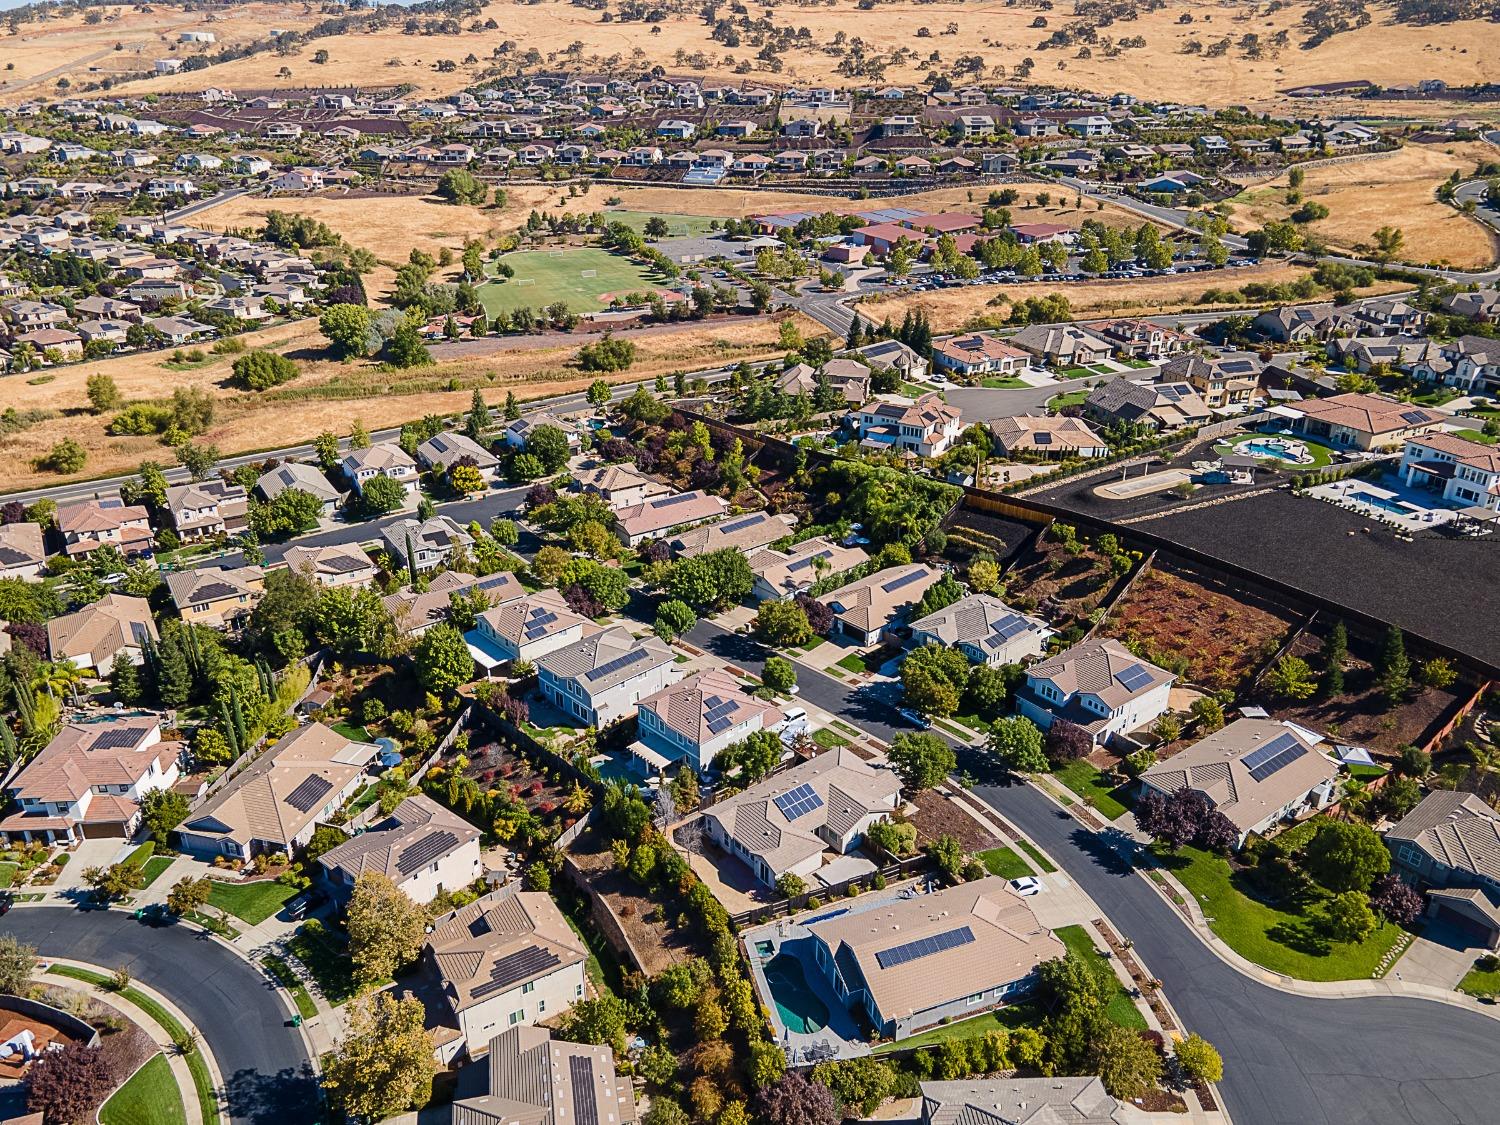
[854, 265, 1408, 332]
[0, 314, 806, 492]
[100, 0, 1500, 117]
[1228, 143, 1499, 269]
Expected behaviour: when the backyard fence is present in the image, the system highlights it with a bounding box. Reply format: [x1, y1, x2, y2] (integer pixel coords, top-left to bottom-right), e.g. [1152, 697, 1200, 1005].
[728, 854, 936, 929]
[558, 851, 655, 975]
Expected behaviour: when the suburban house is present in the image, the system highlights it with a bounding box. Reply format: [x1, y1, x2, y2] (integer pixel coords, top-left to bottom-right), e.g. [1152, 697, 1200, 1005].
[1398, 433, 1500, 511]
[282, 543, 379, 588]
[1097, 320, 1187, 361]
[1085, 379, 1212, 431]
[805, 876, 1063, 1040]
[417, 885, 588, 1062]
[0, 716, 181, 844]
[342, 442, 420, 500]
[854, 339, 928, 381]
[668, 510, 796, 559]
[177, 722, 378, 859]
[1010, 324, 1115, 368]
[450, 1026, 637, 1125]
[1016, 638, 1174, 746]
[850, 395, 963, 457]
[636, 668, 784, 773]
[1139, 719, 1340, 847]
[385, 571, 524, 638]
[317, 794, 482, 905]
[382, 516, 474, 573]
[0, 522, 46, 580]
[503, 413, 581, 452]
[931, 333, 1031, 378]
[255, 461, 342, 518]
[56, 498, 153, 558]
[916, 1079, 1128, 1125]
[415, 431, 501, 483]
[612, 490, 729, 548]
[1282, 392, 1445, 452]
[1160, 353, 1262, 411]
[818, 564, 942, 646]
[165, 565, 266, 629]
[702, 748, 902, 887]
[747, 537, 868, 602]
[165, 480, 249, 542]
[573, 462, 672, 510]
[1409, 335, 1500, 394]
[908, 594, 1052, 667]
[989, 415, 1109, 459]
[46, 594, 157, 677]
[466, 590, 591, 672]
[535, 625, 680, 727]
[1387, 791, 1500, 949]
[1442, 290, 1500, 323]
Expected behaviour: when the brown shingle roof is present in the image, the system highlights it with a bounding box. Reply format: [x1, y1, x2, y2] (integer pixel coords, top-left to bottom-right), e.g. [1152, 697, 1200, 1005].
[46, 593, 157, 668]
[1293, 392, 1442, 435]
[818, 564, 941, 635]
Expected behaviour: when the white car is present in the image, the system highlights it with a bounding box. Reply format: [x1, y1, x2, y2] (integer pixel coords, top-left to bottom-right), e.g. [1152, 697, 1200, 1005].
[1011, 876, 1044, 897]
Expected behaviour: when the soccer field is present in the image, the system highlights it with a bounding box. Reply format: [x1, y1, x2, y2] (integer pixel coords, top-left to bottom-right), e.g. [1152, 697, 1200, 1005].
[478, 248, 664, 315]
[603, 210, 722, 237]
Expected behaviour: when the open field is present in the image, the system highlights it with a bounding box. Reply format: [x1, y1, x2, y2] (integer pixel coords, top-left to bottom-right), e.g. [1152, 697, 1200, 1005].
[1229, 143, 1499, 268]
[0, 313, 800, 493]
[856, 264, 1409, 333]
[480, 248, 667, 314]
[98, 0, 1500, 117]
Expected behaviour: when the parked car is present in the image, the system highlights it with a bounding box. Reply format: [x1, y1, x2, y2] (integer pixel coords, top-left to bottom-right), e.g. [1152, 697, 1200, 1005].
[897, 707, 931, 730]
[1011, 876, 1044, 897]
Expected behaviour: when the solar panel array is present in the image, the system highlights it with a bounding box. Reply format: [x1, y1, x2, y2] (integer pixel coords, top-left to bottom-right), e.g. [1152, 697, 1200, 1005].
[570, 1054, 601, 1125]
[987, 615, 1033, 645]
[788, 550, 830, 574]
[469, 946, 563, 1000]
[1243, 732, 1308, 782]
[321, 554, 369, 573]
[881, 569, 927, 594]
[654, 492, 699, 508]
[524, 609, 559, 640]
[704, 696, 739, 735]
[1400, 410, 1431, 425]
[285, 775, 334, 813]
[1114, 664, 1155, 692]
[193, 581, 238, 600]
[715, 513, 766, 535]
[772, 783, 825, 821]
[874, 925, 976, 970]
[1158, 385, 1188, 401]
[396, 830, 459, 875]
[90, 727, 144, 750]
[585, 647, 651, 683]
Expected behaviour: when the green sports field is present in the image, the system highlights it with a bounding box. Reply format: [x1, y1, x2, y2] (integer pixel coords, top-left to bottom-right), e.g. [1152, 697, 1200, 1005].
[478, 247, 665, 315]
[602, 210, 722, 237]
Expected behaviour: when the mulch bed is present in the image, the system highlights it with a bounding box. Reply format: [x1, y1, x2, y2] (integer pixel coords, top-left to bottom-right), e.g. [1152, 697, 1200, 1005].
[1002, 536, 1115, 635]
[910, 790, 1001, 852]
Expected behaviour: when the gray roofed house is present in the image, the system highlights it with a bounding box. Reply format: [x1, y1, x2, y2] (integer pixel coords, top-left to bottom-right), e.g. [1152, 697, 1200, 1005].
[451, 1025, 637, 1125]
[255, 461, 342, 517]
[853, 338, 928, 380]
[668, 510, 795, 558]
[383, 516, 474, 573]
[1084, 378, 1212, 430]
[502, 412, 581, 452]
[342, 441, 419, 499]
[535, 625, 680, 728]
[416, 431, 501, 479]
[1441, 288, 1500, 323]
[282, 542, 378, 588]
[468, 590, 591, 672]
[919, 1078, 1127, 1125]
[611, 490, 729, 547]
[989, 415, 1109, 459]
[1139, 719, 1340, 846]
[318, 793, 482, 904]
[636, 668, 783, 773]
[747, 536, 868, 602]
[908, 594, 1053, 667]
[1159, 352, 1262, 411]
[702, 747, 901, 887]
[385, 570, 524, 637]
[165, 479, 248, 542]
[1009, 323, 1115, 367]
[1387, 791, 1500, 949]
[1017, 637, 1173, 747]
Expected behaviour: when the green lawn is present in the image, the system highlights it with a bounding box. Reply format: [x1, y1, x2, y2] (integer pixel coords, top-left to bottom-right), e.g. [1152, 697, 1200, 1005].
[1051, 760, 1131, 820]
[1457, 960, 1500, 998]
[139, 856, 175, 889]
[836, 653, 871, 674]
[478, 247, 665, 314]
[1410, 386, 1461, 406]
[329, 721, 370, 742]
[124, 842, 156, 867]
[1453, 428, 1499, 445]
[1059, 366, 1095, 378]
[603, 210, 722, 237]
[287, 923, 364, 1006]
[101, 1054, 187, 1125]
[811, 729, 850, 750]
[1346, 763, 1389, 781]
[951, 712, 992, 735]
[872, 1005, 1041, 1053]
[1047, 390, 1089, 410]
[205, 880, 298, 925]
[1152, 845, 1406, 981]
[262, 955, 319, 1021]
[1214, 434, 1339, 469]
[0, 862, 16, 889]
[977, 846, 1034, 879]
[1015, 839, 1057, 874]
[1119, 356, 1154, 369]
[1053, 924, 1147, 1030]
[980, 376, 1029, 389]
[934, 718, 972, 741]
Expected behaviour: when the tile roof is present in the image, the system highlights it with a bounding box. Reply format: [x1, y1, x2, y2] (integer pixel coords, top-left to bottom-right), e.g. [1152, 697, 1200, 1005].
[908, 593, 1051, 653]
[256, 461, 341, 504]
[452, 1025, 637, 1125]
[668, 510, 795, 558]
[282, 543, 376, 580]
[613, 490, 729, 538]
[1292, 392, 1443, 435]
[1028, 638, 1173, 709]
[165, 565, 264, 609]
[318, 794, 480, 884]
[573, 461, 668, 503]
[416, 430, 500, 472]
[426, 886, 587, 1014]
[57, 497, 149, 536]
[8, 716, 173, 803]
[382, 515, 474, 560]
[818, 564, 941, 635]
[637, 668, 782, 745]
[46, 593, 157, 668]
[989, 414, 1107, 454]
[477, 590, 589, 648]
[747, 536, 869, 598]
[383, 571, 523, 634]
[861, 393, 961, 431]
[535, 625, 674, 692]
[0, 522, 45, 569]
[1406, 432, 1500, 476]
[342, 441, 416, 473]
[933, 333, 1030, 365]
[919, 1078, 1126, 1125]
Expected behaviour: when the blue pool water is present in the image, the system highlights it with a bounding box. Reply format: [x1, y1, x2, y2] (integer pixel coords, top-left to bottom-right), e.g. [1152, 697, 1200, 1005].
[1354, 493, 1417, 516]
[764, 954, 830, 1034]
[1240, 439, 1308, 463]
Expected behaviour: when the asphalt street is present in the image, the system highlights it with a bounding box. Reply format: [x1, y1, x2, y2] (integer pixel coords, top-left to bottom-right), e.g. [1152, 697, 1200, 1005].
[969, 777, 1500, 1125]
[1, 906, 320, 1125]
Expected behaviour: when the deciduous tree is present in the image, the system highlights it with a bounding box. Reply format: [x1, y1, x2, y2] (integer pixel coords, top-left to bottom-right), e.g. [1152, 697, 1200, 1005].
[887, 731, 955, 793]
[348, 872, 428, 985]
[322, 992, 438, 1122]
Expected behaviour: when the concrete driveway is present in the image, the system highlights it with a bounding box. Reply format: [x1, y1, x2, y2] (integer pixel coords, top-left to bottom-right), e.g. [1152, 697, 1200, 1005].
[1396, 923, 1489, 991]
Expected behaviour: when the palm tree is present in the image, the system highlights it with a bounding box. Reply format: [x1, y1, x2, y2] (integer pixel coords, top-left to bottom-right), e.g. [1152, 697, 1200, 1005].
[33, 661, 85, 708]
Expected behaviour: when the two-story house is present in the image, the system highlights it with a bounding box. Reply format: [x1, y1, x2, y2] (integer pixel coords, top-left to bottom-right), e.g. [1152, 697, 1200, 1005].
[255, 461, 342, 519]
[1096, 319, 1188, 361]
[317, 794, 482, 906]
[164, 565, 266, 629]
[165, 480, 249, 542]
[931, 334, 1032, 378]
[1409, 335, 1500, 395]
[46, 594, 157, 677]
[1398, 432, 1500, 511]
[636, 669, 783, 773]
[467, 590, 590, 673]
[611, 490, 729, 548]
[56, 498, 154, 558]
[908, 594, 1053, 667]
[1386, 790, 1500, 949]
[1159, 353, 1262, 411]
[535, 626, 680, 727]
[1016, 638, 1174, 747]
[818, 564, 942, 646]
[746, 537, 868, 603]
[382, 516, 474, 574]
[341, 442, 419, 501]
[849, 395, 963, 457]
[572, 462, 672, 510]
[282, 543, 379, 588]
[415, 431, 501, 484]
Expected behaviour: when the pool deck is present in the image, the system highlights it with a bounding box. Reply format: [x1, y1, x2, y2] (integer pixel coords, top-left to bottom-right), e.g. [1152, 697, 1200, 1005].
[1305, 475, 1463, 532]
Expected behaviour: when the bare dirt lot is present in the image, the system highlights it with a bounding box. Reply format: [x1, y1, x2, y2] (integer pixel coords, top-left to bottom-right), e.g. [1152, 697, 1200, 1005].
[1229, 143, 1500, 269]
[98, 0, 1500, 116]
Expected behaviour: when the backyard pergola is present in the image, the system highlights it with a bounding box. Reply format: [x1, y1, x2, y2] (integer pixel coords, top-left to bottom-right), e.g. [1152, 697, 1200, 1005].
[1455, 505, 1500, 536]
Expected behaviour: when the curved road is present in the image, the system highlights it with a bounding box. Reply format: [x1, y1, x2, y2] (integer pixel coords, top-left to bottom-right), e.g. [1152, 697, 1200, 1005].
[2, 907, 319, 1125]
[971, 776, 1500, 1125]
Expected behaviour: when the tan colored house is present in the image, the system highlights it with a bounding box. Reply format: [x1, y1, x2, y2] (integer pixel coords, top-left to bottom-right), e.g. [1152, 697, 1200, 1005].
[282, 543, 378, 588]
[165, 480, 249, 542]
[165, 565, 265, 628]
[668, 510, 795, 559]
[415, 431, 501, 481]
[1018, 638, 1174, 746]
[0, 716, 181, 844]
[255, 461, 341, 518]
[419, 886, 589, 1062]
[919, 1079, 1127, 1125]
[573, 462, 672, 510]
[342, 442, 419, 500]
[467, 589, 590, 673]
[805, 876, 1063, 1040]
[1161, 353, 1262, 411]
[1283, 392, 1444, 452]
[384, 571, 524, 637]
[637, 668, 783, 773]
[56, 497, 153, 558]
[747, 537, 868, 602]
[46, 593, 157, 676]
[990, 415, 1109, 459]
[703, 748, 901, 887]
[818, 564, 942, 645]
[451, 1025, 637, 1124]
[0, 522, 46, 580]
[177, 722, 378, 858]
[1139, 719, 1339, 847]
[908, 593, 1052, 667]
[612, 490, 729, 548]
[317, 794, 482, 905]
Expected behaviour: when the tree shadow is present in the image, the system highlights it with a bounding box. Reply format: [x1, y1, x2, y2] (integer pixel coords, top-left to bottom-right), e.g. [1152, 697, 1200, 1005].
[1266, 918, 1332, 957]
[223, 1063, 323, 1125]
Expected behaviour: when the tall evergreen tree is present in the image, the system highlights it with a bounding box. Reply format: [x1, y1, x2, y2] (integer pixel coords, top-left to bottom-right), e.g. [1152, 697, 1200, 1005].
[406, 532, 419, 586]
[229, 684, 248, 753]
[503, 391, 520, 421]
[218, 700, 240, 759]
[465, 389, 490, 440]
[1321, 621, 1347, 697]
[1377, 626, 1410, 702]
[156, 632, 192, 707]
[846, 317, 864, 350]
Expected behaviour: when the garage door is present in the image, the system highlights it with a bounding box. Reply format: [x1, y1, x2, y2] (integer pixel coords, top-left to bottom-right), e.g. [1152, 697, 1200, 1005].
[1434, 904, 1496, 946]
[81, 820, 128, 841]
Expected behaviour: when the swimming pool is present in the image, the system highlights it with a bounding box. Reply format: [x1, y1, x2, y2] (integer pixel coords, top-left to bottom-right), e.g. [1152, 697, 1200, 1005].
[1234, 437, 1315, 465]
[1351, 492, 1418, 516]
[763, 953, 830, 1035]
